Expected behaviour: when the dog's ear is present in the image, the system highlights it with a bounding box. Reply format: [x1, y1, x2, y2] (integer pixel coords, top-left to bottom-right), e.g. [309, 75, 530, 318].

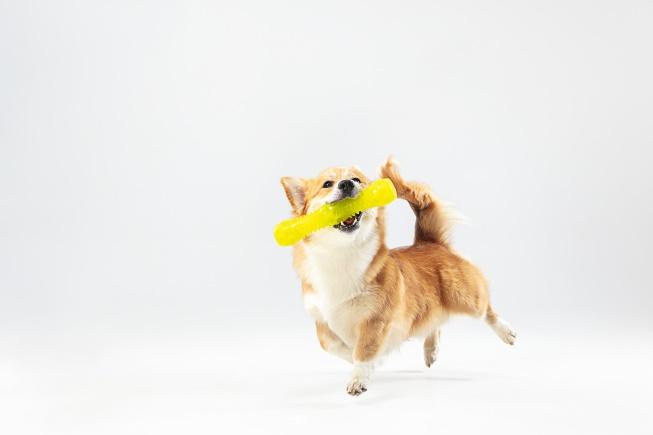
[280, 177, 307, 212]
[351, 165, 370, 183]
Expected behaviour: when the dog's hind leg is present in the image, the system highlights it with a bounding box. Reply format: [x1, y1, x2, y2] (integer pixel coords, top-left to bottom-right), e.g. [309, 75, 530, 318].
[424, 329, 441, 367]
[485, 305, 517, 345]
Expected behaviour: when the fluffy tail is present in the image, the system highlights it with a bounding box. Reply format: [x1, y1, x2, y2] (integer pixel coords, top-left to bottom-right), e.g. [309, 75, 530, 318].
[380, 157, 456, 245]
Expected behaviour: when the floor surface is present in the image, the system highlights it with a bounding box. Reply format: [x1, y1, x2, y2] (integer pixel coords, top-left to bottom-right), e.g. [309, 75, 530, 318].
[2, 321, 651, 434]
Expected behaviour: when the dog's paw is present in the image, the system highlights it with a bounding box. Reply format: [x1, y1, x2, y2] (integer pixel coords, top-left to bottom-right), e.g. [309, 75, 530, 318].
[424, 347, 438, 368]
[493, 319, 517, 345]
[503, 327, 517, 345]
[346, 378, 368, 396]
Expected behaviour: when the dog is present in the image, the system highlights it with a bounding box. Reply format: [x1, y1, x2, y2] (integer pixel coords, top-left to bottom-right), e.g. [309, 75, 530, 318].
[279, 158, 516, 395]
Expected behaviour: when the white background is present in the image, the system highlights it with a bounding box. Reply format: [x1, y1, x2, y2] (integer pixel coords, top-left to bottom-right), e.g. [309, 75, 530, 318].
[1, 1, 652, 434]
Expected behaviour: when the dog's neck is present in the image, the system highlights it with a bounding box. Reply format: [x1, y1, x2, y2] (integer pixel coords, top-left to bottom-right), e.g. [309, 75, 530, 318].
[302, 214, 382, 306]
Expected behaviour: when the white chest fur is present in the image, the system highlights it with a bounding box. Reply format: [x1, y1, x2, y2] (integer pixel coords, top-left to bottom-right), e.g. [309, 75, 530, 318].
[302, 228, 379, 346]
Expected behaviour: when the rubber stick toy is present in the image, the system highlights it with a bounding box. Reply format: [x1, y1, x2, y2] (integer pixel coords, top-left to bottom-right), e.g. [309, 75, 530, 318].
[274, 178, 397, 246]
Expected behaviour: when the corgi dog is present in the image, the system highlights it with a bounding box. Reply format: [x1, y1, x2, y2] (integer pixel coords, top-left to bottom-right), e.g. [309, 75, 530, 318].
[280, 158, 516, 396]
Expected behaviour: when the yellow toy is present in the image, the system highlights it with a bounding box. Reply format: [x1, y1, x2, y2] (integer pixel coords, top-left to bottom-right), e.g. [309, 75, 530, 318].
[274, 178, 397, 246]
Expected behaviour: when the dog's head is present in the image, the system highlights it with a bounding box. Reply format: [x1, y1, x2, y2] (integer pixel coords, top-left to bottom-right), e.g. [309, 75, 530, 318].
[280, 166, 381, 246]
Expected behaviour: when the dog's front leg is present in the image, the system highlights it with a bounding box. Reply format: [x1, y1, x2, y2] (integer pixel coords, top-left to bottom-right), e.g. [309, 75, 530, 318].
[316, 321, 352, 363]
[346, 315, 390, 396]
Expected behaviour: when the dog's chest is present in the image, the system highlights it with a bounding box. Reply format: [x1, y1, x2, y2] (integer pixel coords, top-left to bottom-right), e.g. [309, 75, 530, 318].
[303, 241, 378, 344]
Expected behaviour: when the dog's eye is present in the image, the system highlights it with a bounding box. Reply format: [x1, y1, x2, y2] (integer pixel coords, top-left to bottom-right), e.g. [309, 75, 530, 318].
[322, 180, 333, 188]
[351, 177, 361, 183]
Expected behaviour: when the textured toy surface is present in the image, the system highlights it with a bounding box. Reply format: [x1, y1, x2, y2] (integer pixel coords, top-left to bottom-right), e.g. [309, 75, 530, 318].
[274, 178, 397, 246]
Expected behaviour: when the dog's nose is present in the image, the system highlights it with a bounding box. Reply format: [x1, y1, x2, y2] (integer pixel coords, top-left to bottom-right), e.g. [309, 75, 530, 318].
[338, 179, 355, 194]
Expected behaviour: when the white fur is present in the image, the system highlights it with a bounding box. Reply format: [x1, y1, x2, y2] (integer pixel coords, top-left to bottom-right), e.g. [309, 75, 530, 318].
[302, 207, 413, 358]
[346, 361, 373, 395]
[490, 317, 517, 345]
[326, 340, 353, 363]
[302, 292, 324, 322]
[301, 209, 379, 347]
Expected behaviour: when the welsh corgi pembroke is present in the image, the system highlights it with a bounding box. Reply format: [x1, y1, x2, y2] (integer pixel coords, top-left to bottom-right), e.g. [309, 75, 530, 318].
[280, 158, 516, 396]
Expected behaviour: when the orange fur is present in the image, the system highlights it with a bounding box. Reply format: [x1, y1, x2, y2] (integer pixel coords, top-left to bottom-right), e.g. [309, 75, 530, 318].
[280, 158, 516, 395]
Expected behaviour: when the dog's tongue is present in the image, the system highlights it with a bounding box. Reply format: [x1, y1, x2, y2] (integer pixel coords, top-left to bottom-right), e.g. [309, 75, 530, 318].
[342, 216, 356, 226]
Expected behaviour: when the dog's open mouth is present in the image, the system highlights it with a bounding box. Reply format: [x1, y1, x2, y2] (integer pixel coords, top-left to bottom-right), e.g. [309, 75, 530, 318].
[334, 212, 362, 232]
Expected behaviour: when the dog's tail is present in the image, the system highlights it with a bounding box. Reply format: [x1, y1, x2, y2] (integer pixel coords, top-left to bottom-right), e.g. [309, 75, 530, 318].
[380, 157, 457, 246]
